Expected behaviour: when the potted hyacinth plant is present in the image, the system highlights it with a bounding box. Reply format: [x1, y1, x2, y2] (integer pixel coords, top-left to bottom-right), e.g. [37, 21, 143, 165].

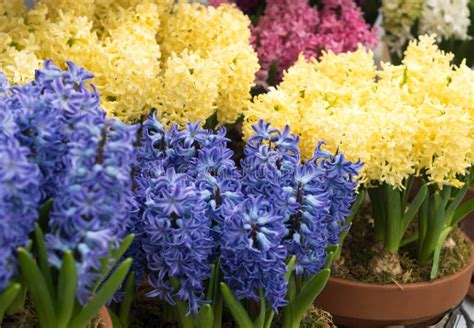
[109, 114, 362, 328]
[241, 35, 474, 326]
[0, 62, 137, 328]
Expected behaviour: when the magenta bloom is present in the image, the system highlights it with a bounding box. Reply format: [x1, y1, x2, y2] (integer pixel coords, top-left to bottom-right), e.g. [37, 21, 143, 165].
[313, 0, 378, 54]
[212, 0, 377, 84]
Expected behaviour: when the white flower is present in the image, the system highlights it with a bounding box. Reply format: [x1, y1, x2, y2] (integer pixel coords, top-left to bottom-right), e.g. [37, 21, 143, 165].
[419, 0, 471, 40]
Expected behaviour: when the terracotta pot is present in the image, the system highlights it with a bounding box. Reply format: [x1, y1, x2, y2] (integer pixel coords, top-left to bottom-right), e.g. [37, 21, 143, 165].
[460, 186, 474, 299]
[98, 307, 113, 328]
[460, 187, 474, 239]
[315, 246, 474, 328]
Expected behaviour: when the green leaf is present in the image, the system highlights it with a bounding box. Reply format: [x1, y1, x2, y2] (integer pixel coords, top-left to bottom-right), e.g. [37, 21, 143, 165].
[451, 198, 474, 227]
[368, 187, 386, 241]
[6, 284, 26, 315]
[286, 275, 296, 303]
[206, 264, 217, 300]
[400, 184, 427, 237]
[400, 232, 418, 247]
[264, 308, 275, 328]
[119, 271, 135, 327]
[284, 256, 296, 282]
[253, 289, 265, 328]
[109, 309, 124, 328]
[419, 194, 446, 264]
[18, 248, 57, 328]
[401, 176, 414, 212]
[430, 227, 453, 279]
[57, 251, 78, 328]
[345, 190, 365, 225]
[384, 184, 402, 252]
[445, 183, 469, 226]
[212, 296, 223, 328]
[284, 269, 330, 328]
[325, 244, 338, 255]
[440, 186, 452, 208]
[169, 277, 194, 328]
[69, 258, 132, 328]
[220, 282, 254, 328]
[210, 263, 223, 328]
[38, 199, 53, 231]
[324, 251, 336, 270]
[34, 224, 55, 299]
[0, 283, 21, 322]
[197, 304, 214, 328]
[418, 193, 429, 247]
[94, 234, 134, 292]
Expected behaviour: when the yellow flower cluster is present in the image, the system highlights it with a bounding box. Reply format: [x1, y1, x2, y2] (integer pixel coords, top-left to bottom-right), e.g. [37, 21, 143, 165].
[244, 35, 474, 189]
[156, 2, 259, 125]
[0, 0, 259, 125]
[0, 0, 43, 84]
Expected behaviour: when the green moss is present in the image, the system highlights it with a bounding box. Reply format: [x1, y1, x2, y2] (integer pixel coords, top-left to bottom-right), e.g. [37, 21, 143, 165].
[333, 207, 471, 284]
[269, 305, 332, 328]
[300, 305, 333, 328]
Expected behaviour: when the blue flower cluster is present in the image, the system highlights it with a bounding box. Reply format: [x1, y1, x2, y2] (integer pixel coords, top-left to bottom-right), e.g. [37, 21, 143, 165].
[134, 114, 242, 314]
[134, 116, 362, 314]
[220, 196, 288, 311]
[0, 62, 137, 303]
[221, 120, 362, 310]
[47, 116, 137, 303]
[4, 61, 101, 199]
[0, 74, 42, 292]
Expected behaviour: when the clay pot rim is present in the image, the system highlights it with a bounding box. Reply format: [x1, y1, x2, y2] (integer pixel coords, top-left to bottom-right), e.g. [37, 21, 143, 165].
[331, 242, 474, 290]
[99, 306, 113, 328]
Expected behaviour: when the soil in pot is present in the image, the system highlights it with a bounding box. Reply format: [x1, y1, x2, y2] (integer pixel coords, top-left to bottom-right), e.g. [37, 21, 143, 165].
[333, 207, 471, 284]
[2, 295, 38, 328]
[3, 295, 111, 328]
[129, 285, 169, 328]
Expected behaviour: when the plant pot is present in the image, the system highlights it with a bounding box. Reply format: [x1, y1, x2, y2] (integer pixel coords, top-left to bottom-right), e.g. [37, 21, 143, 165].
[460, 186, 474, 299]
[460, 187, 474, 240]
[314, 245, 474, 328]
[98, 307, 113, 328]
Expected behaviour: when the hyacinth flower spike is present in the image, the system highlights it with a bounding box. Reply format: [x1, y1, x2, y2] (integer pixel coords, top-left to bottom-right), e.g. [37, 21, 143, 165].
[220, 121, 363, 328]
[129, 116, 362, 328]
[0, 79, 42, 321]
[0, 62, 137, 328]
[133, 113, 244, 328]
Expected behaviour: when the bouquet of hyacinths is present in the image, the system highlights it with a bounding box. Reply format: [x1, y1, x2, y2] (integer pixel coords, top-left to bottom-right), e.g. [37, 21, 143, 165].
[0, 62, 136, 327]
[243, 35, 474, 279]
[127, 113, 362, 328]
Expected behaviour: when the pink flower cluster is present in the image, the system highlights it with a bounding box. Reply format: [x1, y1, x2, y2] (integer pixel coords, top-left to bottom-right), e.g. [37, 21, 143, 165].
[211, 0, 377, 83]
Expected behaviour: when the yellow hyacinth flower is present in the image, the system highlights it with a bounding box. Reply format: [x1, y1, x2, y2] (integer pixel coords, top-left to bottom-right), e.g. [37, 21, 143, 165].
[244, 35, 473, 189]
[0, 0, 259, 125]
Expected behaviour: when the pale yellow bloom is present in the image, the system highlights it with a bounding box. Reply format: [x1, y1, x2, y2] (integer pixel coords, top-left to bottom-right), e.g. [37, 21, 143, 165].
[156, 50, 219, 127]
[0, 0, 259, 125]
[244, 35, 474, 189]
